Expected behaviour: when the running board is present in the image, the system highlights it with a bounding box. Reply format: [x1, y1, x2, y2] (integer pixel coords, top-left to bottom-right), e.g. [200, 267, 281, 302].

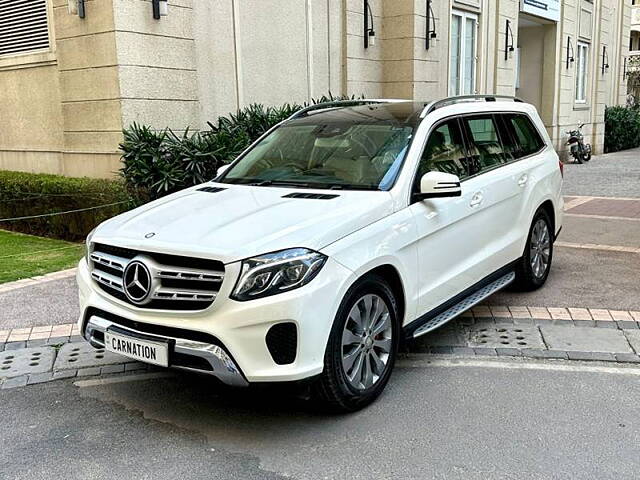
[413, 271, 516, 338]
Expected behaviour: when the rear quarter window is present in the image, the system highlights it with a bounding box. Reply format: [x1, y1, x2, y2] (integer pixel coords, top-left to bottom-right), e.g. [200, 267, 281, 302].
[504, 114, 545, 158]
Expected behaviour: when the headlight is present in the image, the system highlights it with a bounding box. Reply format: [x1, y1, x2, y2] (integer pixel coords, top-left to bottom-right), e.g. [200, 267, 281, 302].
[231, 248, 327, 301]
[85, 228, 96, 262]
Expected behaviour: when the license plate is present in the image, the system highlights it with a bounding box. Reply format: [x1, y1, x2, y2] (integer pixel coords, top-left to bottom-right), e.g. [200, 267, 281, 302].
[104, 330, 169, 367]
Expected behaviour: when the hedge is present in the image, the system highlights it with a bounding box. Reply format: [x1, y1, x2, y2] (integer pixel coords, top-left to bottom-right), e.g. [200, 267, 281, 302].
[0, 170, 143, 241]
[604, 106, 640, 153]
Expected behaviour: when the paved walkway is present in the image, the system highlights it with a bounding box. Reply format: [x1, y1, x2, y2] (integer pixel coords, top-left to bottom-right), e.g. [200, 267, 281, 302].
[561, 147, 640, 198]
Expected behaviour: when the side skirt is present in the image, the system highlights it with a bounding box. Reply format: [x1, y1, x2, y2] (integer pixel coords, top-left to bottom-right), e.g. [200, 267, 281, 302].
[403, 261, 518, 340]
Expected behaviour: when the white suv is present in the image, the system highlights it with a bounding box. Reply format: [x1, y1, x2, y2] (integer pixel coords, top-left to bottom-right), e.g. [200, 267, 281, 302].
[77, 96, 563, 411]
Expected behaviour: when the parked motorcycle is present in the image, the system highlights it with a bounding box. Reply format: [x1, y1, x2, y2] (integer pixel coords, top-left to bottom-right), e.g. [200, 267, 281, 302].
[566, 124, 592, 164]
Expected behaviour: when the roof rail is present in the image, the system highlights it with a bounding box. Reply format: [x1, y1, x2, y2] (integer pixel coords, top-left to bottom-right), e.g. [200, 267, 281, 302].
[420, 95, 524, 118]
[286, 99, 406, 121]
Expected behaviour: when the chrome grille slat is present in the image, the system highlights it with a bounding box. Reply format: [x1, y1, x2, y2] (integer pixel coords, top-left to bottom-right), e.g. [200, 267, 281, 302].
[89, 244, 224, 310]
[153, 288, 217, 302]
[90, 251, 129, 271]
[91, 270, 124, 292]
[157, 269, 224, 282]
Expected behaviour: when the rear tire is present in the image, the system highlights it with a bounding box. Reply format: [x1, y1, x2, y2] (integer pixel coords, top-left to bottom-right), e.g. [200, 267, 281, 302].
[312, 274, 399, 413]
[512, 208, 553, 291]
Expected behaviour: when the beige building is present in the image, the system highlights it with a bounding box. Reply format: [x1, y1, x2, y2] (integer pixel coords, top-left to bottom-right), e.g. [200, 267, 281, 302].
[0, 0, 632, 178]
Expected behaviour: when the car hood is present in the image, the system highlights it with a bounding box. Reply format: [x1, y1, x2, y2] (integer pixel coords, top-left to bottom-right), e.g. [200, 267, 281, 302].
[93, 183, 394, 264]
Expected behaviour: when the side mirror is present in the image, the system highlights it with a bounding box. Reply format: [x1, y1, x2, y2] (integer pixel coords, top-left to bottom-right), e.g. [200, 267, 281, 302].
[216, 164, 231, 177]
[415, 171, 461, 201]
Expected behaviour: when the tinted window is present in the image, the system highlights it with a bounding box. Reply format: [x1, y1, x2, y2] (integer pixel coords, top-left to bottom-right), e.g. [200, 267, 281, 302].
[222, 122, 413, 190]
[462, 115, 507, 174]
[415, 120, 469, 186]
[505, 114, 545, 158]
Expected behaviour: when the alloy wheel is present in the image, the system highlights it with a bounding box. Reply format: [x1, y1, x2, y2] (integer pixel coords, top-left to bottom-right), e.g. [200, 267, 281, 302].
[341, 294, 393, 390]
[529, 218, 551, 279]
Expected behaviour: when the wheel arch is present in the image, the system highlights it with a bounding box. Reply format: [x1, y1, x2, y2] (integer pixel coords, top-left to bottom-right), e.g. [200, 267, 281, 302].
[538, 199, 556, 236]
[363, 264, 406, 328]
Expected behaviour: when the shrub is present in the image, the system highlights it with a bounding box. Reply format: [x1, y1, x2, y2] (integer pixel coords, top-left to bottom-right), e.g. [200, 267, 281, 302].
[0, 170, 141, 241]
[120, 94, 359, 198]
[604, 105, 640, 153]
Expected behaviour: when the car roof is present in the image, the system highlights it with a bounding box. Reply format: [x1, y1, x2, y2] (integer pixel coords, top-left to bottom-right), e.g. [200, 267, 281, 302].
[287, 97, 533, 129]
[289, 101, 427, 128]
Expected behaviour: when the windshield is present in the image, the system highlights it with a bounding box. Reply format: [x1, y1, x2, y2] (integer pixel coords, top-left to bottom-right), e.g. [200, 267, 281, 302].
[220, 121, 414, 190]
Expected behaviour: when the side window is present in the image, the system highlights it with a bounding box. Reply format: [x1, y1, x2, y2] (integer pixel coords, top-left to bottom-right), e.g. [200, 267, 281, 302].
[462, 115, 507, 174]
[505, 114, 545, 158]
[415, 120, 469, 188]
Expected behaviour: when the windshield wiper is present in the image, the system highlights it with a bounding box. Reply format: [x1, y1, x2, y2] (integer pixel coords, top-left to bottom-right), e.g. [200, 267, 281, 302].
[249, 180, 315, 188]
[327, 183, 379, 191]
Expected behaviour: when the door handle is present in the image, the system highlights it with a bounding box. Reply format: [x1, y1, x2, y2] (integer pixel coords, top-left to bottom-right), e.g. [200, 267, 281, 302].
[518, 174, 529, 187]
[470, 192, 483, 207]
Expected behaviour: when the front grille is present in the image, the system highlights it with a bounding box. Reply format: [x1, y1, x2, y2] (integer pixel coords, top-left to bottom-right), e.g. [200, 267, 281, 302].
[89, 243, 225, 311]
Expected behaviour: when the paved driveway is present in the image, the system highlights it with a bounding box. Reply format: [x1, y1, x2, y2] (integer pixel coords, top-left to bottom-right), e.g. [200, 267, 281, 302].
[3, 357, 640, 480]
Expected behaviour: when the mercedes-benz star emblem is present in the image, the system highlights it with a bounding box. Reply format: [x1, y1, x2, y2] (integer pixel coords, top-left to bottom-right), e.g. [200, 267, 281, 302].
[123, 261, 152, 304]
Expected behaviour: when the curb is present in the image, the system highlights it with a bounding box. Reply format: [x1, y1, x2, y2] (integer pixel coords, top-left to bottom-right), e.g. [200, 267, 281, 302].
[2, 305, 639, 344]
[0, 268, 77, 294]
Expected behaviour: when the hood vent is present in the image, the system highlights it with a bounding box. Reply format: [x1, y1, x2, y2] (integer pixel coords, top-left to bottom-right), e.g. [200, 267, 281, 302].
[197, 186, 227, 193]
[283, 192, 339, 200]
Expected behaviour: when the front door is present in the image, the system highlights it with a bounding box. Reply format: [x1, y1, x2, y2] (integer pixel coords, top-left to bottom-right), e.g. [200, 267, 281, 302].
[409, 117, 489, 316]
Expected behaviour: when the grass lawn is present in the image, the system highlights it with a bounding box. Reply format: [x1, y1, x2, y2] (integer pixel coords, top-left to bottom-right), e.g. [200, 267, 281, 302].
[0, 229, 84, 284]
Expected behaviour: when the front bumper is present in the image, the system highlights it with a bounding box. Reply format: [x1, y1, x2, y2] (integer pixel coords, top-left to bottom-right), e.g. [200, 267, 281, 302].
[84, 313, 248, 387]
[77, 255, 355, 384]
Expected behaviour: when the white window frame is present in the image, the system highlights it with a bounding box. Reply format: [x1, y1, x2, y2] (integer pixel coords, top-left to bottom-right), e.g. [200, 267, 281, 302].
[575, 41, 589, 104]
[449, 10, 478, 97]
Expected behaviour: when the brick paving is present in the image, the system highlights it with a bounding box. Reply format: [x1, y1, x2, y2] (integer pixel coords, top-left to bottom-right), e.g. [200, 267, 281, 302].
[0, 304, 639, 389]
[566, 197, 640, 219]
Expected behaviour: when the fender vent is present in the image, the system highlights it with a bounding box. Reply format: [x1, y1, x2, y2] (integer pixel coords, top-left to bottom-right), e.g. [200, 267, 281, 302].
[282, 192, 339, 200]
[197, 186, 227, 193]
[266, 323, 297, 365]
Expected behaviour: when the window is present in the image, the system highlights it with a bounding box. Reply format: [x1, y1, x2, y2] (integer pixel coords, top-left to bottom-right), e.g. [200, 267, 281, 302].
[415, 120, 469, 187]
[462, 115, 507, 174]
[0, 0, 50, 57]
[503, 114, 545, 158]
[449, 11, 477, 96]
[575, 42, 589, 103]
[222, 120, 414, 191]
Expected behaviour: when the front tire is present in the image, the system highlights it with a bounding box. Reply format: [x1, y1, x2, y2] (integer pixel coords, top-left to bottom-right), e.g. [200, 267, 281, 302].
[313, 275, 399, 412]
[512, 208, 553, 291]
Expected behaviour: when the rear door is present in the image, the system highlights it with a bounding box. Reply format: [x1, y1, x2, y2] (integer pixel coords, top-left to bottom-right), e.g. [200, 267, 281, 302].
[457, 114, 525, 277]
[499, 112, 550, 254]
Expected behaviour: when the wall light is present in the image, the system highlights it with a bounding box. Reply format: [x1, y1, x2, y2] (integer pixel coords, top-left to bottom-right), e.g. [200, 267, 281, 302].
[504, 20, 515, 61]
[426, 0, 437, 50]
[623, 57, 629, 79]
[152, 0, 168, 20]
[566, 36, 575, 69]
[364, 0, 376, 48]
[68, 0, 85, 19]
[601, 46, 610, 74]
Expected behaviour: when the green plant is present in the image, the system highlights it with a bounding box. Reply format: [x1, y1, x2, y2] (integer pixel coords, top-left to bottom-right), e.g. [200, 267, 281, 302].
[604, 105, 640, 153]
[120, 94, 361, 198]
[0, 170, 141, 241]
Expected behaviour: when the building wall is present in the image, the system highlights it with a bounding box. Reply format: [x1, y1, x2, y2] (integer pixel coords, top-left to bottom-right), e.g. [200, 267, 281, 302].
[0, 0, 632, 177]
[0, 0, 122, 178]
[193, 0, 344, 124]
[0, 0, 62, 174]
